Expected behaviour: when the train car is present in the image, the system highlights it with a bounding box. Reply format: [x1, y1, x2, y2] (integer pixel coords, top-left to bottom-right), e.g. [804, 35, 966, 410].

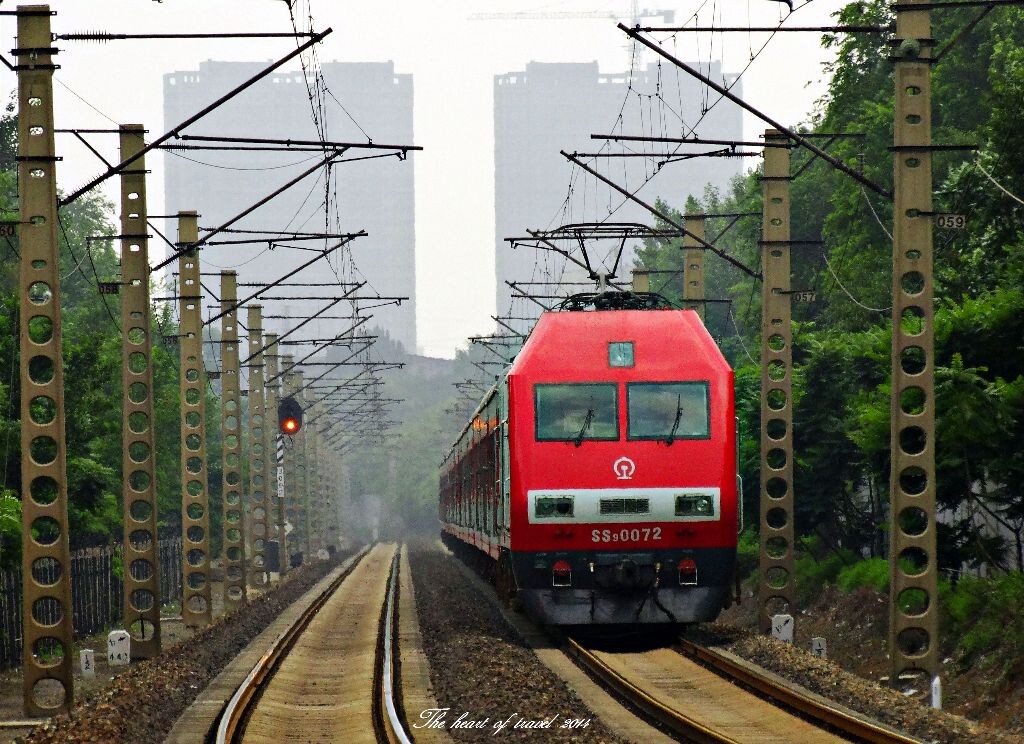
[440, 292, 738, 624]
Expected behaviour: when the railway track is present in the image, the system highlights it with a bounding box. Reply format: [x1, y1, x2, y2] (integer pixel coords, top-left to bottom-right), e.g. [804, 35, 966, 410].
[563, 635, 921, 744]
[214, 543, 412, 744]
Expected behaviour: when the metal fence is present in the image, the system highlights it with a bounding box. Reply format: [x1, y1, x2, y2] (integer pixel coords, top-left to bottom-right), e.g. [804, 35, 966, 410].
[0, 537, 183, 671]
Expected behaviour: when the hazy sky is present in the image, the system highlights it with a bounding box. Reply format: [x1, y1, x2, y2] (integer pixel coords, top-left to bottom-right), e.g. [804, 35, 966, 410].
[3, 0, 847, 357]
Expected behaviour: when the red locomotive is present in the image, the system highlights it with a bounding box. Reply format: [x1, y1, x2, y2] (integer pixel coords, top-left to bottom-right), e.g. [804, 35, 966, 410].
[440, 293, 738, 624]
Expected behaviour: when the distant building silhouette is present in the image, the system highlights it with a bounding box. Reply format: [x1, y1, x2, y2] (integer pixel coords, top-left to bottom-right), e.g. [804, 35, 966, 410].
[493, 61, 742, 317]
[163, 60, 417, 352]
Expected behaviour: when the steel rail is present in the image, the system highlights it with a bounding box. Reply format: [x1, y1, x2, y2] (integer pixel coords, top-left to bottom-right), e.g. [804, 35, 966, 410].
[562, 638, 734, 744]
[563, 636, 920, 744]
[676, 639, 920, 744]
[214, 545, 372, 744]
[380, 551, 413, 744]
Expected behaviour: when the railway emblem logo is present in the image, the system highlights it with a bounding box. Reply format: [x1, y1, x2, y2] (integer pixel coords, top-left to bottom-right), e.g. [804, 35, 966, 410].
[613, 456, 636, 480]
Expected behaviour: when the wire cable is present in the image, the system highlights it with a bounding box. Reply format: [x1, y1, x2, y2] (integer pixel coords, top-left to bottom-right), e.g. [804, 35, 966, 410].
[821, 251, 890, 313]
[976, 156, 1024, 206]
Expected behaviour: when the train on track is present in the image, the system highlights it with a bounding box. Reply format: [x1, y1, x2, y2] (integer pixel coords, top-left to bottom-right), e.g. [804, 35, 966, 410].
[440, 291, 739, 625]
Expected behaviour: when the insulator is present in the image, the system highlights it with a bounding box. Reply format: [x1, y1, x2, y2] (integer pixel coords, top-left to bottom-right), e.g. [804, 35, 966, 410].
[63, 30, 114, 43]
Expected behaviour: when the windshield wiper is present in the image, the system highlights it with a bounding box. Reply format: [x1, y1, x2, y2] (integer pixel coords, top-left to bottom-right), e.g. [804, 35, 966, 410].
[574, 408, 595, 447]
[665, 395, 684, 446]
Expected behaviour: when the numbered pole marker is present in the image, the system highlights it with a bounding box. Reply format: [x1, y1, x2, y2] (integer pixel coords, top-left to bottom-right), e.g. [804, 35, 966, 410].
[934, 213, 965, 229]
[79, 649, 95, 679]
[107, 630, 131, 666]
[771, 613, 794, 644]
[931, 676, 942, 710]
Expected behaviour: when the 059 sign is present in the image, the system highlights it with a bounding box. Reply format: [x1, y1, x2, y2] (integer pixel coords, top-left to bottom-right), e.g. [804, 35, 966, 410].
[592, 527, 662, 543]
[935, 213, 966, 229]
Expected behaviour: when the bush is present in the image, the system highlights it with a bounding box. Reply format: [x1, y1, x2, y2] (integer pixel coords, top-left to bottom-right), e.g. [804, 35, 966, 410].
[794, 547, 857, 602]
[944, 572, 1024, 676]
[836, 557, 890, 593]
[736, 528, 758, 581]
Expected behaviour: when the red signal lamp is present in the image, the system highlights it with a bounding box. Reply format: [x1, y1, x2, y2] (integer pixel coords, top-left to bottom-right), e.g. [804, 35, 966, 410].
[278, 396, 304, 435]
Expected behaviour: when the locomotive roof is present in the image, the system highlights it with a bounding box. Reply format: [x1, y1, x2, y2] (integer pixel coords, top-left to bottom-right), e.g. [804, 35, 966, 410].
[509, 307, 730, 378]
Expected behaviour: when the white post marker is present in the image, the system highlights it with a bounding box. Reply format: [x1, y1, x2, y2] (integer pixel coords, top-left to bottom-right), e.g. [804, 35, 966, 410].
[107, 629, 131, 666]
[811, 636, 827, 658]
[770, 614, 794, 644]
[931, 675, 942, 709]
[79, 649, 96, 679]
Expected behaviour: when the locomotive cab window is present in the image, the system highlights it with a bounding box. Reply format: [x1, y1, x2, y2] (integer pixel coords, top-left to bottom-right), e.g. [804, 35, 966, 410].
[627, 382, 710, 441]
[535, 383, 618, 442]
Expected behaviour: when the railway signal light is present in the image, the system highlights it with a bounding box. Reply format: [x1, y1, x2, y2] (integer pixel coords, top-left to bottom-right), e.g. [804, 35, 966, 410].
[278, 396, 303, 435]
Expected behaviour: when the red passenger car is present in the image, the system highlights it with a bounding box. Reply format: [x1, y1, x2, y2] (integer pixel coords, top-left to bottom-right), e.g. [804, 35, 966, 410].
[440, 293, 738, 624]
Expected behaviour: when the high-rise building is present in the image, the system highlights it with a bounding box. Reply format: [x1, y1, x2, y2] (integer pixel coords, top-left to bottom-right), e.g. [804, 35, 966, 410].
[494, 61, 742, 316]
[163, 60, 417, 352]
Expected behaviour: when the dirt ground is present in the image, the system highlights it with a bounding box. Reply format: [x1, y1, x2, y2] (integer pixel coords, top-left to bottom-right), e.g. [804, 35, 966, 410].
[718, 583, 1024, 740]
[0, 579, 232, 742]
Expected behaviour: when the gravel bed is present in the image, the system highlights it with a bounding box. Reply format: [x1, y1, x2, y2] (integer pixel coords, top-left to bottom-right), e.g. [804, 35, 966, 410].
[690, 623, 1024, 744]
[409, 544, 625, 743]
[16, 557, 341, 744]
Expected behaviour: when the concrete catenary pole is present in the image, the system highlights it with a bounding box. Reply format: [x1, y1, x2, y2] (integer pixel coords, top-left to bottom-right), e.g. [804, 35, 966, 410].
[245, 306, 270, 588]
[16, 4, 75, 716]
[307, 407, 321, 555]
[178, 211, 211, 627]
[683, 214, 705, 320]
[631, 270, 650, 293]
[118, 125, 160, 658]
[219, 271, 246, 610]
[294, 371, 310, 558]
[889, 0, 939, 699]
[757, 129, 796, 634]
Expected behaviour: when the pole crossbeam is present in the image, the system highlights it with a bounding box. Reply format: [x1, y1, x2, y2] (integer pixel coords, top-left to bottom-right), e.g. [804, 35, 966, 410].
[60, 28, 333, 206]
[616, 24, 892, 198]
[562, 152, 761, 279]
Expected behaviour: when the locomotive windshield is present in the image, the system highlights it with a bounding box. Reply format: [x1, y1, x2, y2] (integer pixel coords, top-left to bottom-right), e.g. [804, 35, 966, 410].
[627, 382, 710, 441]
[534, 383, 618, 442]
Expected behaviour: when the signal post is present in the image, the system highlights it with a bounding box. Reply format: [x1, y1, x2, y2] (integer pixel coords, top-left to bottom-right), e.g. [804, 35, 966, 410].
[265, 336, 287, 575]
[281, 356, 297, 566]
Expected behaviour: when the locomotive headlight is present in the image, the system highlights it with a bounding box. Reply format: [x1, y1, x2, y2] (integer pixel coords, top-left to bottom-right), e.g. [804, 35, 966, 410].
[675, 493, 715, 517]
[536, 495, 574, 518]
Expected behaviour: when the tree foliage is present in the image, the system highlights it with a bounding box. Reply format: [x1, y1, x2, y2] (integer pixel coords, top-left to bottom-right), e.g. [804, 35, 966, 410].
[634, 2, 1024, 573]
